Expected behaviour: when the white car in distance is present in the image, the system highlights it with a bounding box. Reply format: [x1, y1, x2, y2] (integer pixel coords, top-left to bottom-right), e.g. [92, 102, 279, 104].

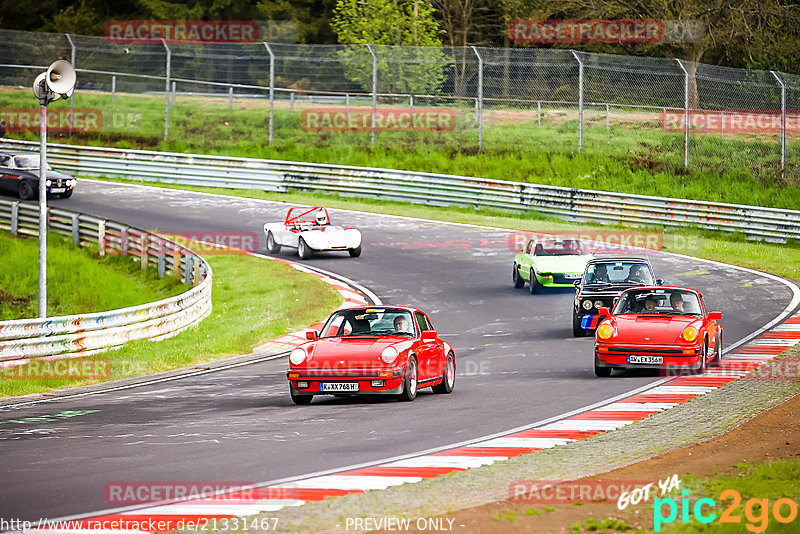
[264, 206, 362, 259]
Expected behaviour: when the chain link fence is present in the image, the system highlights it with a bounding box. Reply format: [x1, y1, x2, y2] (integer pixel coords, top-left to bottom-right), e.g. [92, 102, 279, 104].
[0, 28, 796, 181]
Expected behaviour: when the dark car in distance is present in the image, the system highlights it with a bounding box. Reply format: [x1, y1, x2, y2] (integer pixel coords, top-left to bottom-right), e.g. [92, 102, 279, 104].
[0, 152, 77, 200]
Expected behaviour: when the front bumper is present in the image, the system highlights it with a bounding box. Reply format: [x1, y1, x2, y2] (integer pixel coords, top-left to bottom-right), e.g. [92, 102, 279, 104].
[537, 273, 582, 287]
[595, 344, 703, 371]
[287, 367, 405, 396]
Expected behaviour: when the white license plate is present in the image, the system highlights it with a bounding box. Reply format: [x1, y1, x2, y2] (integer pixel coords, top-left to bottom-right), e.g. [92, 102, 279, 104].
[320, 382, 359, 392]
[563, 273, 581, 279]
[628, 355, 663, 364]
[50, 188, 66, 193]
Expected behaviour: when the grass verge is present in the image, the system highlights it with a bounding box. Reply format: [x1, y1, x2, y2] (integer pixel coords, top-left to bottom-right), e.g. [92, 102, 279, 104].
[0, 250, 342, 397]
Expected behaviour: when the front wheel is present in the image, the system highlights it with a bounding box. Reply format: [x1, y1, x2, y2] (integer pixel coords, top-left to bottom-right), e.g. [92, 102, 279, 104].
[60, 189, 74, 199]
[572, 313, 585, 337]
[290, 387, 313, 405]
[349, 245, 362, 257]
[18, 181, 36, 200]
[266, 231, 281, 254]
[512, 264, 525, 288]
[432, 353, 455, 394]
[710, 333, 723, 368]
[398, 356, 418, 401]
[298, 237, 313, 259]
[696, 341, 708, 375]
[594, 361, 612, 377]
[529, 269, 542, 294]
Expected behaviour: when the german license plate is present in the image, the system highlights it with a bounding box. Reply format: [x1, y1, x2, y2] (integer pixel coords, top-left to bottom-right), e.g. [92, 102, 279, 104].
[628, 355, 663, 364]
[50, 188, 66, 193]
[320, 382, 359, 392]
[563, 273, 581, 279]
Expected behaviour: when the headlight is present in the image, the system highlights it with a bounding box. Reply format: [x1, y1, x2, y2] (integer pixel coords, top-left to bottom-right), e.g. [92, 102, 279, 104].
[582, 300, 593, 311]
[69, 179, 76, 186]
[381, 346, 398, 364]
[597, 323, 615, 340]
[594, 300, 603, 309]
[46, 180, 52, 186]
[289, 348, 306, 365]
[682, 326, 699, 342]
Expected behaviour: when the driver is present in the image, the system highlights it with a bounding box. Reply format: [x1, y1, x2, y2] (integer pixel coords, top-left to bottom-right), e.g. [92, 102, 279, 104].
[627, 265, 648, 283]
[643, 295, 657, 312]
[591, 264, 609, 283]
[670, 293, 685, 312]
[315, 211, 328, 226]
[393, 315, 412, 334]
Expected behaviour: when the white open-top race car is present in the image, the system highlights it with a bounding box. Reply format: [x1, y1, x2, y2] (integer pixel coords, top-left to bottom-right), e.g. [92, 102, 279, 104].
[264, 206, 362, 259]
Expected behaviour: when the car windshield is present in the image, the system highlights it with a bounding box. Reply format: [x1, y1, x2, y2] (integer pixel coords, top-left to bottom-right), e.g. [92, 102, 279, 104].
[319, 308, 416, 338]
[13, 155, 50, 170]
[583, 261, 654, 286]
[613, 289, 703, 316]
[533, 238, 589, 256]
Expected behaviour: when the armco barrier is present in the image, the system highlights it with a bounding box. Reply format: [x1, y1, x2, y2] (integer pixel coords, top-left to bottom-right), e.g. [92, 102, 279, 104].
[0, 198, 212, 361]
[1, 139, 799, 242]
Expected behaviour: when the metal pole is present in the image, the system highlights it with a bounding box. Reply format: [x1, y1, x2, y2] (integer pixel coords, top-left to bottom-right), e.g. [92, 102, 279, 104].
[366, 44, 377, 145]
[38, 102, 48, 318]
[537, 101, 541, 127]
[264, 43, 275, 145]
[290, 92, 294, 116]
[111, 75, 116, 101]
[162, 39, 170, 141]
[228, 86, 233, 111]
[605, 103, 609, 132]
[409, 94, 413, 111]
[171, 81, 176, 106]
[676, 59, 689, 167]
[65, 34, 75, 133]
[572, 50, 584, 151]
[471, 46, 483, 150]
[720, 112, 724, 139]
[771, 70, 786, 170]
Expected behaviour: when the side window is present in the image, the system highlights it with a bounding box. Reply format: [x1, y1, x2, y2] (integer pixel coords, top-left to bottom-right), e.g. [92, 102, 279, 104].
[0, 155, 10, 167]
[414, 312, 429, 334]
[525, 240, 533, 254]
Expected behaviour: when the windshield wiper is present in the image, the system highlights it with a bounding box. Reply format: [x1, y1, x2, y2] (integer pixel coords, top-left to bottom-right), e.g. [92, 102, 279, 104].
[586, 280, 612, 286]
[370, 329, 414, 337]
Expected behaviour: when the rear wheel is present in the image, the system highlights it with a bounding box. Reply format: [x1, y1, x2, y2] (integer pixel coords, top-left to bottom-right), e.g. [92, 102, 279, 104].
[529, 269, 542, 294]
[18, 181, 35, 200]
[432, 353, 455, 394]
[349, 245, 362, 257]
[512, 264, 525, 288]
[266, 232, 281, 254]
[398, 356, 418, 401]
[710, 333, 723, 368]
[572, 313, 585, 337]
[290, 387, 313, 405]
[298, 237, 313, 259]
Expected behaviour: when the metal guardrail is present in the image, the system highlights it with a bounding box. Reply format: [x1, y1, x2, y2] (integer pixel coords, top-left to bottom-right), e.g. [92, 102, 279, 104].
[0, 197, 212, 361]
[1, 138, 799, 242]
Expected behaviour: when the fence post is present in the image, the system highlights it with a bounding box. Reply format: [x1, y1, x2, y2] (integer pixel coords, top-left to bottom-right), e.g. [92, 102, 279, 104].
[537, 101, 541, 127]
[173, 247, 181, 277]
[158, 239, 166, 279]
[121, 227, 129, 255]
[229, 86, 233, 111]
[675, 59, 689, 167]
[140, 234, 148, 269]
[98, 220, 106, 256]
[171, 81, 176, 106]
[10, 201, 18, 235]
[264, 43, 275, 145]
[290, 92, 294, 116]
[366, 44, 377, 145]
[771, 70, 786, 170]
[71, 214, 79, 247]
[161, 39, 171, 141]
[571, 50, 584, 151]
[346, 93, 350, 122]
[111, 75, 116, 101]
[606, 103, 610, 132]
[471, 46, 483, 150]
[185, 255, 194, 285]
[65, 33, 75, 132]
[409, 94, 413, 111]
[720, 112, 724, 139]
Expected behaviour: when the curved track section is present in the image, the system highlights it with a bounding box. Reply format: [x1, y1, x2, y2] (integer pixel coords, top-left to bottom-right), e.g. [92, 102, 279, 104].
[0, 180, 797, 522]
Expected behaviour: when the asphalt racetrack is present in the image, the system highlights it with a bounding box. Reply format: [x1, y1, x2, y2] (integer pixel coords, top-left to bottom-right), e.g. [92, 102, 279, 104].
[1, 180, 795, 521]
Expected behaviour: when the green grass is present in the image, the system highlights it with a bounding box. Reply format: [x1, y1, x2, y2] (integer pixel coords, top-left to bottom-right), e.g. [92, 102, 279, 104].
[1, 87, 798, 209]
[0, 230, 185, 320]
[85, 177, 800, 282]
[0, 247, 342, 397]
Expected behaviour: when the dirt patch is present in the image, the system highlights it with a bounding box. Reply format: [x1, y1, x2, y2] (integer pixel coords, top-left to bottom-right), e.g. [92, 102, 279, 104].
[0, 287, 31, 310]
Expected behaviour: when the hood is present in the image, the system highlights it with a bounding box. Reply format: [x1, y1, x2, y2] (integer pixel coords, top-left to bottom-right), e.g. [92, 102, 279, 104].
[609, 314, 701, 345]
[301, 337, 411, 368]
[28, 169, 73, 180]
[533, 255, 592, 274]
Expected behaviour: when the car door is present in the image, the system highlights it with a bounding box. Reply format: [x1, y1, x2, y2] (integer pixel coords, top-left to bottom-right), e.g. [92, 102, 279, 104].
[516, 239, 534, 280]
[0, 155, 14, 193]
[414, 311, 438, 380]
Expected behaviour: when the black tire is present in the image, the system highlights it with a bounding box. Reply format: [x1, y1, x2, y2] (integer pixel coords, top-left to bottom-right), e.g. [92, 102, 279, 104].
[432, 352, 455, 394]
[512, 264, 525, 288]
[290, 388, 313, 405]
[298, 237, 313, 259]
[695, 341, 708, 375]
[529, 268, 542, 294]
[18, 181, 36, 200]
[349, 245, 362, 257]
[572, 313, 585, 337]
[60, 189, 73, 199]
[594, 355, 612, 377]
[710, 332, 723, 368]
[398, 356, 418, 401]
[266, 231, 281, 254]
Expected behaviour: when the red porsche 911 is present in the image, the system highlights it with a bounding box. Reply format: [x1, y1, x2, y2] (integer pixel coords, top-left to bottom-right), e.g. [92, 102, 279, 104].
[593, 287, 723, 377]
[287, 306, 456, 404]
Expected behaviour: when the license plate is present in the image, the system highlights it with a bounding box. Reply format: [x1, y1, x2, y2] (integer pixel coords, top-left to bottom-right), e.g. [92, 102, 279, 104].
[628, 355, 663, 364]
[50, 188, 66, 193]
[320, 382, 359, 392]
[563, 273, 581, 279]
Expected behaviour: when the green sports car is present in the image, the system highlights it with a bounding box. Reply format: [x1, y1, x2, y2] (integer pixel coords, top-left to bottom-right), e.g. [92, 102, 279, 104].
[513, 237, 594, 294]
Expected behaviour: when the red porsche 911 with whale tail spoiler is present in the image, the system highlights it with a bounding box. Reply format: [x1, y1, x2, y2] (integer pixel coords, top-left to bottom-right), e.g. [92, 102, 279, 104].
[593, 286, 723, 377]
[287, 306, 455, 404]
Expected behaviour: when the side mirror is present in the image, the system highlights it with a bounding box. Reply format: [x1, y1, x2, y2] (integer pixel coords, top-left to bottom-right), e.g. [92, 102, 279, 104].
[656, 279, 664, 286]
[573, 279, 581, 287]
[421, 330, 437, 343]
[708, 311, 722, 320]
[305, 330, 318, 341]
[598, 307, 610, 317]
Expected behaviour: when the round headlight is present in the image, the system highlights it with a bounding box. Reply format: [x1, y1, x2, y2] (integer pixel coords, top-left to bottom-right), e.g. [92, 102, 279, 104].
[597, 323, 614, 340]
[381, 346, 398, 364]
[582, 300, 593, 311]
[289, 348, 306, 365]
[682, 326, 699, 342]
[46, 180, 52, 186]
[594, 300, 603, 309]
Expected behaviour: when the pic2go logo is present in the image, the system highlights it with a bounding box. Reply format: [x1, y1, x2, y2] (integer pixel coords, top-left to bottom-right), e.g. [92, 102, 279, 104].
[654, 489, 799, 532]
